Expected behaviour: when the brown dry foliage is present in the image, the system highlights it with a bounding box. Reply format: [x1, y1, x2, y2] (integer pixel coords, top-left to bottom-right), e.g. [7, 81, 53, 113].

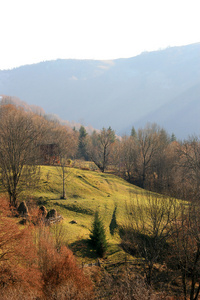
[0, 197, 94, 299]
[94, 266, 170, 300]
[36, 226, 93, 300]
[0, 197, 42, 298]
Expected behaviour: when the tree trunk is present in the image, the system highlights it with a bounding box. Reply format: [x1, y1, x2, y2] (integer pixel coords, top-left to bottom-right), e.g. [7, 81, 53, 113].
[190, 247, 200, 300]
[61, 166, 66, 199]
[194, 283, 200, 300]
[181, 267, 187, 300]
[9, 189, 18, 207]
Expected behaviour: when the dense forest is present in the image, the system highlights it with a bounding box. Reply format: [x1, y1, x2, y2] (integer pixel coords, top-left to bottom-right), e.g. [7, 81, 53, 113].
[1, 96, 200, 299]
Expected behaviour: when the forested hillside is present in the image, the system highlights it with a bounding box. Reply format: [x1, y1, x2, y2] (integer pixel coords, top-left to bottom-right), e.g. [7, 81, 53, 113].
[0, 43, 199, 138]
[0, 102, 200, 299]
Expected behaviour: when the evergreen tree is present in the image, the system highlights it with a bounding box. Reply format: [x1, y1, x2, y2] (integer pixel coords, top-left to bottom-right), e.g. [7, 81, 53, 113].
[78, 126, 88, 160]
[89, 211, 108, 257]
[131, 126, 137, 138]
[73, 126, 77, 132]
[79, 125, 87, 139]
[171, 133, 176, 142]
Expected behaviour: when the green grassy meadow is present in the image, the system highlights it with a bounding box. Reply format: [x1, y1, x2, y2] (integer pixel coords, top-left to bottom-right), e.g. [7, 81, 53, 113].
[23, 165, 166, 262]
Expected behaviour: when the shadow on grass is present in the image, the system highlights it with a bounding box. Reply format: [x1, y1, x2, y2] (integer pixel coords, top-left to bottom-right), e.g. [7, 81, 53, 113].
[54, 202, 94, 215]
[36, 197, 49, 206]
[69, 239, 98, 259]
[36, 197, 62, 205]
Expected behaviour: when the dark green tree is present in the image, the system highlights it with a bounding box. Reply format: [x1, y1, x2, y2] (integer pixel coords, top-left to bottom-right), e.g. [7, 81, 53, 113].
[78, 126, 88, 160]
[89, 211, 108, 257]
[170, 133, 176, 142]
[131, 126, 137, 138]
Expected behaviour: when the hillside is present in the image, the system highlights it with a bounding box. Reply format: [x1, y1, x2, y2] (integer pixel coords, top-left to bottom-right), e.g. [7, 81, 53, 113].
[1, 161, 195, 298]
[0, 43, 200, 138]
[32, 165, 145, 246]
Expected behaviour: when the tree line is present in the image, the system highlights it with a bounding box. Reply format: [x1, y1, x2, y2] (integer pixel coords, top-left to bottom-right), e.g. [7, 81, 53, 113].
[78, 123, 200, 203]
[1, 102, 200, 298]
[0, 102, 199, 206]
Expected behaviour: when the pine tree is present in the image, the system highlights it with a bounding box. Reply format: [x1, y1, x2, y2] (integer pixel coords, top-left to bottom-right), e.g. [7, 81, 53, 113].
[131, 126, 137, 138]
[78, 126, 88, 160]
[171, 132, 176, 142]
[89, 211, 107, 257]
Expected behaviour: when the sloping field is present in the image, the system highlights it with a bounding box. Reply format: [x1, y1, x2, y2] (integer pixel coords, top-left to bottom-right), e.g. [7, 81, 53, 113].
[30, 166, 157, 261]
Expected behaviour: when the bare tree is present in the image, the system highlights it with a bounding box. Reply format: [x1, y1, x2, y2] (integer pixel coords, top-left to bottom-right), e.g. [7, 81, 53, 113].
[121, 193, 176, 285]
[86, 127, 115, 172]
[118, 135, 138, 182]
[136, 124, 165, 188]
[170, 202, 200, 300]
[0, 105, 46, 207]
[49, 124, 78, 199]
[176, 136, 200, 201]
[156, 140, 180, 195]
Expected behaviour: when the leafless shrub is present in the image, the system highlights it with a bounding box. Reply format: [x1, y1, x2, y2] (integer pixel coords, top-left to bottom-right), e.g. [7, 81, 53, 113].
[95, 266, 166, 300]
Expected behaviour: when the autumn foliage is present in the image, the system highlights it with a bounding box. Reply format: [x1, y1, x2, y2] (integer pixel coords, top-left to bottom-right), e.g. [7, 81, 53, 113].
[0, 197, 93, 299]
[0, 198, 42, 299]
[36, 224, 93, 300]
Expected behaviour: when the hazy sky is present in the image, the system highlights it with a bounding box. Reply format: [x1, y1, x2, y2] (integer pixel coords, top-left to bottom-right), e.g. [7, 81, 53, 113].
[0, 0, 199, 70]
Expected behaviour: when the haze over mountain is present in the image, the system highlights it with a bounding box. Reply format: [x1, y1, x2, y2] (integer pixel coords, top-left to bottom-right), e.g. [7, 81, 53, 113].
[0, 43, 199, 139]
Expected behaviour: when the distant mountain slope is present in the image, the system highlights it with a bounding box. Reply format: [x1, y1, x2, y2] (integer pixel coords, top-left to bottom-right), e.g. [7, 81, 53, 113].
[134, 83, 200, 139]
[0, 43, 200, 138]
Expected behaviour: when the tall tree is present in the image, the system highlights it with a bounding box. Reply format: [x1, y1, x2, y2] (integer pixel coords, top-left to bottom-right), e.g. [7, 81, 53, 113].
[170, 202, 200, 300]
[49, 124, 78, 199]
[147, 128, 170, 192]
[177, 136, 200, 201]
[0, 105, 46, 207]
[119, 136, 138, 182]
[87, 127, 115, 172]
[137, 123, 164, 188]
[130, 126, 137, 138]
[78, 125, 88, 160]
[170, 133, 176, 142]
[121, 194, 176, 285]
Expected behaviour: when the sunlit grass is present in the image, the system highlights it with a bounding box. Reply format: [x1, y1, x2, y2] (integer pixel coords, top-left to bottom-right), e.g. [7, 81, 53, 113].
[22, 165, 167, 262]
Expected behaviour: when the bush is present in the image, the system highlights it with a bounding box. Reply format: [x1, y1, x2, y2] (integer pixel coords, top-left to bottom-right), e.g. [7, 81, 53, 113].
[0, 197, 42, 298]
[95, 266, 165, 300]
[0, 197, 93, 299]
[36, 224, 94, 299]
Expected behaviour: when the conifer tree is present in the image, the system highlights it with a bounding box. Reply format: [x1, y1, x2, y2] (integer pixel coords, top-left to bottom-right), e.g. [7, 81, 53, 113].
[89, 211, 107, 257]
[78, 125, 88, 160]
[131, 126, 137, 138]
[171, 132, 176, 142]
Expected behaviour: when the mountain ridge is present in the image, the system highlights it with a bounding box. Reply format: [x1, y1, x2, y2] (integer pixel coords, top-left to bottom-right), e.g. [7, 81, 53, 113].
[0, 43, 200, 138]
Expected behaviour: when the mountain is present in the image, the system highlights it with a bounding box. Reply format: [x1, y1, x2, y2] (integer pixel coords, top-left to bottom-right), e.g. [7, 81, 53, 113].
[0, 43, 200, 138]
[134, 83, 200, 139]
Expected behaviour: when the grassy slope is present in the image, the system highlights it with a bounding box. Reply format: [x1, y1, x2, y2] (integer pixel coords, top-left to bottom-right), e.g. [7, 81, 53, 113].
[30, 165, 150, 261]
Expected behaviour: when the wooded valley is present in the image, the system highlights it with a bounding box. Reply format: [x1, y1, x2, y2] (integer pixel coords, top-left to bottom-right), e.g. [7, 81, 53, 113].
[0, 96, 200, 299]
